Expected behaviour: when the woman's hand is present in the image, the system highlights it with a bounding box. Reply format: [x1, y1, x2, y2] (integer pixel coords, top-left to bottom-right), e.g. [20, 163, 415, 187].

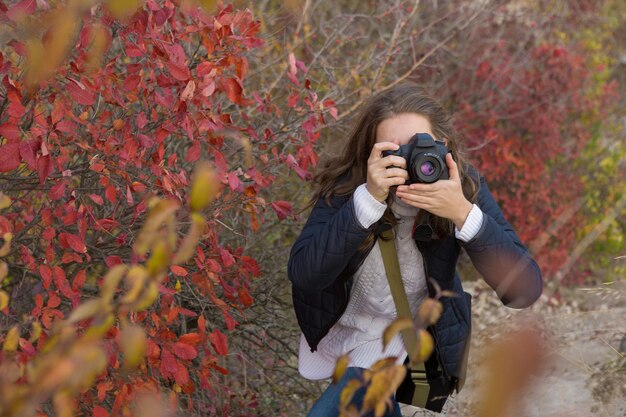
[366, 142, 409, 202]
[396, 153, 472, 229]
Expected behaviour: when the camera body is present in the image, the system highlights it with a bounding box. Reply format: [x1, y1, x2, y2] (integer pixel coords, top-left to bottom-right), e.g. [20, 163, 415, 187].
[382, 133, 450, 184]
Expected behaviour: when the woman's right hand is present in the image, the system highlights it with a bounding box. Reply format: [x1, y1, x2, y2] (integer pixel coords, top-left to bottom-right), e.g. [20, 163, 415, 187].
[366, 142, 409, 202]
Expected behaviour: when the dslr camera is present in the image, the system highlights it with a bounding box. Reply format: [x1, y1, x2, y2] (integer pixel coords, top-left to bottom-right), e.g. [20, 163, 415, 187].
[382, 133, 450, 184]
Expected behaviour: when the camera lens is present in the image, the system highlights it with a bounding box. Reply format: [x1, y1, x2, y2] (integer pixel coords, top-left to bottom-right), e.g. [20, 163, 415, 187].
[410, 154, 442, 183]
[420, 161, 436, 176]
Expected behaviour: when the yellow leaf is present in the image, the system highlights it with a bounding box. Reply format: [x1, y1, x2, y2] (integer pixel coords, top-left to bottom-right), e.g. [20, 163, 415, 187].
[363, 373, 386, 409]
[25, 38, 46, 87]
[146, 240, 170, 277]
[332, 354, 350, 384]
[173, 213, 206, 264]
[30, 321, 42, 343]
[53, 391, 74, 417]
[120, 266, 148, 305]
[47, 11, 79, 74]
[101, 264, 128, 303]
[382, 317, 413, 351]
[197, 0, 218, 12]
[189, 162, 219, 212]
[84, 313, 115, 339]
[339, 379, 362, 408]
[120, 323, 146, 369]
[408, 329, 434, 364]
[132, 281, 159, 312]
[0, 261, 8, 280]
[417, 298, 443, 326]
[3, 326, 19, 352]
[86, 24, 109, 70]
[363, 365, 406, 412]
[374, 401, 386, 417]
[135, 198, 179, 255]
[369, 357, 397, 373]
[0, 193, 10, 210]
[0, 232, 13, 257]
[0, 290, 8, 310]
[67, 299, 103, 324]
[106, 0, 141, 20]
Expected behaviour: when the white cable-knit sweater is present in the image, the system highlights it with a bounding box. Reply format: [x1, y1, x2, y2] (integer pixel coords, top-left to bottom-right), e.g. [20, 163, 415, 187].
[298, 184, 483, 380]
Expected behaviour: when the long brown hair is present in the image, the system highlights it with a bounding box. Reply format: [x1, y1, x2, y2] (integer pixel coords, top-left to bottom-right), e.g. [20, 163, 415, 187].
[311, 83, 479, 242]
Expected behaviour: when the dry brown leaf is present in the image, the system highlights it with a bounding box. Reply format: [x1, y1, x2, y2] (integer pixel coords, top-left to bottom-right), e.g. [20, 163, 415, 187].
[382, 316, 413, 351]
[417, 298, 443, 326]
[339, 379, 362, 408]
[408, 329, 434, 364]
[332, 354, 350, 384]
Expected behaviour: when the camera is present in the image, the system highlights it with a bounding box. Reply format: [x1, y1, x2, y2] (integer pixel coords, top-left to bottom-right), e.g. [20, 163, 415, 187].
[382, 133, 450, 184]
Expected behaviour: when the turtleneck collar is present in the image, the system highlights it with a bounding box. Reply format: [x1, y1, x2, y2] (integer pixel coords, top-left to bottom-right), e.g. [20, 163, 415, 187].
[390, 192, 419, 218]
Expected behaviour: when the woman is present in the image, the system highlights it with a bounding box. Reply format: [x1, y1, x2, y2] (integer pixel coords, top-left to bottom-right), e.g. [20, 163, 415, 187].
[288, 83, 543, 416]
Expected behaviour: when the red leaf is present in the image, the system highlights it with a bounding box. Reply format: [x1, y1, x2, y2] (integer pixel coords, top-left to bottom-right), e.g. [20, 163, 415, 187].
[170, 265, 187, 277]
[60, 233, 87, 253]
[165, 61, 191, 81]
[47, 293, 61, 308]
[0, 123, 20, 141]
[173, 342, 198, 360]
[93, 405, 109, 417]
[105, 185, 117, 203]
[228, 172, 241, 191]
[49, 181, 67, 201]
[174, 362, 190, 385]
[222, 309, 237, 330]
[209, 330, 228, 355]
[67, 79, 95, 106]
[89, 194, 104, 205]
[105, 255, 123, 267]
[0, 143, 20, 172]
[36, 154, 52, 183]
[240, 256, 261, 277]
[185, 142, 201, 163]
[72, 270, 86, 291]
[288, 93, 299, 108]
[160, 348, 178, 376]
[178, 333, 201, 345]
[42, 228, 55, 240]
[270, 201, 292, 220]
[221, 78, 243, 104]
[39, 265, 53, 289]
[238, 287, 253, 307]
[6, 0, 36, 22]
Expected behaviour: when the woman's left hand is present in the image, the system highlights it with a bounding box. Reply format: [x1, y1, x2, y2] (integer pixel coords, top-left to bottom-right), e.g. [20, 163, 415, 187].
[396, 153, 473, 229]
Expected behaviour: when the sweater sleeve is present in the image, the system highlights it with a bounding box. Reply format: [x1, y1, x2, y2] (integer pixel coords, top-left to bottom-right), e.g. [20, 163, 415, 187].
[460, 176, 543, 308]
[353, 184, 387, 228]
[454, 203, 483, 242]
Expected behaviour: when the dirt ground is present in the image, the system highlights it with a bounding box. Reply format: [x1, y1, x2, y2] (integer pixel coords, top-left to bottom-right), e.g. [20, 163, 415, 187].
[399, 279, 626, 417]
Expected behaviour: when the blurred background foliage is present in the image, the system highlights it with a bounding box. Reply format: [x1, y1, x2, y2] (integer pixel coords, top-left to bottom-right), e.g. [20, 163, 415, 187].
[0, 0, 624, 416]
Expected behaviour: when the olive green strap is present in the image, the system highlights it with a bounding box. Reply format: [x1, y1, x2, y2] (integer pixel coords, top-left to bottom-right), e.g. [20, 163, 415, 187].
[379, 228, 429, 407]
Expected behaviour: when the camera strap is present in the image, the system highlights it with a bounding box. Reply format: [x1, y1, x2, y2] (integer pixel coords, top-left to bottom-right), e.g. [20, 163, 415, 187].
[413, 211, 433, 242]
[378, 227, 430, 407]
